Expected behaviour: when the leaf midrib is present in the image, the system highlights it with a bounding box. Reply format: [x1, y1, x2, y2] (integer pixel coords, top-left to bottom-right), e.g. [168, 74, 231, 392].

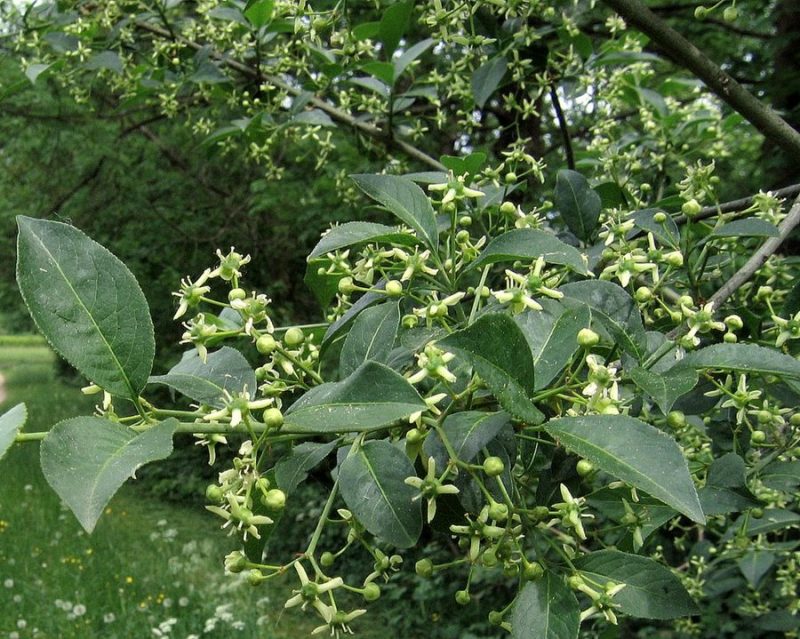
[26, 226, 136, 399]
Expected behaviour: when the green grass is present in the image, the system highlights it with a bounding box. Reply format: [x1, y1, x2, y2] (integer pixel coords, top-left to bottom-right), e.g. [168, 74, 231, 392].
[0, 346, 323, 639]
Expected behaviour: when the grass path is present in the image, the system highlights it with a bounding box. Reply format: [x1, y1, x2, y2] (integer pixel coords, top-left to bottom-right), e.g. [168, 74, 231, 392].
[0, 345, 318, 639]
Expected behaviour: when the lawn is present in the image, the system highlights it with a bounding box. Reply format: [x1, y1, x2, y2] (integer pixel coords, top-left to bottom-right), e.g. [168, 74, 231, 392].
[0, 345, 321, 639]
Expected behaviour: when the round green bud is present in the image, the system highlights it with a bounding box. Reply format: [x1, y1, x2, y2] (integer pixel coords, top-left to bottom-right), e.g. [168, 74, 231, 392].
[531, 506, 550, 521]
[667, 411, 686, 429]
[634, 286, 653, 303]
[681, 198, 702, 217]
[338, 277, 355, 295]
[284, 327, 305, 346]
[263, 488, 286, 510]
[757, 410, 772, 425]
[576, 459, 594, 477]
[725, 314, 744, 330]
[205, 484, 224, 503]
[402, 314, 419, 329]
[601, 248, 616, 261]
[481, 549, 499, 567]
[263, 407, 284, 429]
[723, 332, 737, 343]
[458, 215, 473, 226]
[791, 413, 800, 427]
[665, 251, 684, 267]
[483, 456, 505, 477]
[488, 611, 504, 625]
[723, 5, 738, 21]
[229, 288, 247, 301]
[256, 334, 277, 355]
[320, 551, 335, 567]
[385, 280, 403, 297]
[362, 583, 381, 602]
[312, 16, 328, 31]
[750, 430, 767, 444]
[694, 6, 708, 19]
[415, 558, 434, 578]
[455, 229, 470, 244]
[226, 551, 248, 573]
[455, 590, 471, 605]
[247, 569, 265, 586]
[406, 428, 424, 445]
[504, 172, 517, 184]
[523, 561, 544, 581]
[500, 201, 516, 216]
[653, 211, 667, 224]
[487, 501, 509, 522]
[750, 507, 764, 519]
[577, 328, 600, 348]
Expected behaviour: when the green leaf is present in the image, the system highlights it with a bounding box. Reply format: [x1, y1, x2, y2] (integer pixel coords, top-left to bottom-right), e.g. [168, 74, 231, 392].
[516, 304, 591, 391]
[393, 38, 434, 77]
[351, 174, 439, 250]
[737, 550, 775, 588]
[722, 509, 800, 540]
[588, 488, 676, 542]
[511, 575, 579, 639]
[16, 216, 155, 399]
[84, 51, 123, 74]
[149, 347, 256, 408]
[472, 56, 507, 109]
[630, 209, 679, 248]
[40, 418, 177, 532]
[629, 366, 698, 414]
[574, 550, 699, 619]
[304, 261, 342, 309]
[560, 281, 647, 360]
[439, 314, 543, 424]
[352, 21, 380, 40]
[544, 415, 705, 523]
[708, 218, 780, 239]
[0, 404, 27, 462]
[760, 461, 800, 492]
[378, 0, 413, 56]
[308, 222, 417, 260]
[423, 411, 511, 467]
[674, 343, 800, 379]
[322, 286, 386, 350]
[25, 63, 52, 84]
[244, 0, 274, 27]
[285, 362, 426, 432]
[554, 170, 602, 242]
[274, 441, 337, 495]
[340, 302, 400, 376]
[468, 228, 588, 275]
[339, 440, 422, 547]
[361, 61, 395, 86]
[244, 468, 282, 562]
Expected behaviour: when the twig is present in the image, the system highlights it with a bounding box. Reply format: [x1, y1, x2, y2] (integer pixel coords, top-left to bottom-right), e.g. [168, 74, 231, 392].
[674, 182, 800, 224]
[133, 19, 446, 172]
[666, 193, 800, 339]
[549, 85, 575, 170]
[602, 0, 800, 159]
[705, 193, 800, 311]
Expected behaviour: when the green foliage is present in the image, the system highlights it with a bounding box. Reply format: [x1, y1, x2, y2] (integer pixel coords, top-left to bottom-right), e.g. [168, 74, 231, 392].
[3, 0, 800, 637]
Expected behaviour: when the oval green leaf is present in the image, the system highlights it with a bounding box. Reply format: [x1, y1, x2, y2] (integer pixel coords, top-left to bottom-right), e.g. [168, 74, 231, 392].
[468, 228, 588, 275]
[0, 403, 27, 462]
[285, 361, 426, 432]
[511, 574, 579, 639]
[673, 343, 800, 379]
[339, 301, 400, 376]
[149, 347, 256, 408]
[574, 550, 699, 619]
[439, 313, 543, 424]
[544, 415, 705, 523]
[350, 174, 439, 250]
[308, 222, 418, 260]
[40, 417, 177, 532]
[16, 216, 154, 399]
[423, 411, 511, 468]
[554, 169, 601, 242]
[339, 440, 422, 547]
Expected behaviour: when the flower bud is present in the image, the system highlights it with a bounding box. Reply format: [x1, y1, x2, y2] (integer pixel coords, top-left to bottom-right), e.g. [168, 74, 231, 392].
[576, 459, 594, 477]
[284, 327, 305, 346]
[681, 198, 702, 217]
[666, 411, 686, 429]
[455, 590, 471, 605]
[415, 558, 433, 577]
[206, 484, 224, 503]
[385, 280, 403, 297]
[362, 583, 381, 602]
[483, 456, 505, 477]
[750, 429, 766, 444]
[653, 212, 667, 224]
[500, 201, 516, 216]
[577, 328, 600, 348]
[262, 488, 286, 510]
[523, 561, 544, 581]
[263, 407, 284, 429]
[247, 569, 266, 586]
[320, 551, 335, 567]
[256, 335, 277, 355]
[723, 5, 738, 21]
[634, 286, 652, 303]
[338, 277, 355, 294]
[694, 6, 708, 20]
[504, 172, 517, 184]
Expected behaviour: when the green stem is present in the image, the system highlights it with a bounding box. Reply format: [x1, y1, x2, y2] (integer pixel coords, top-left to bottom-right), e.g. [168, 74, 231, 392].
[306, 473, 341, 558]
